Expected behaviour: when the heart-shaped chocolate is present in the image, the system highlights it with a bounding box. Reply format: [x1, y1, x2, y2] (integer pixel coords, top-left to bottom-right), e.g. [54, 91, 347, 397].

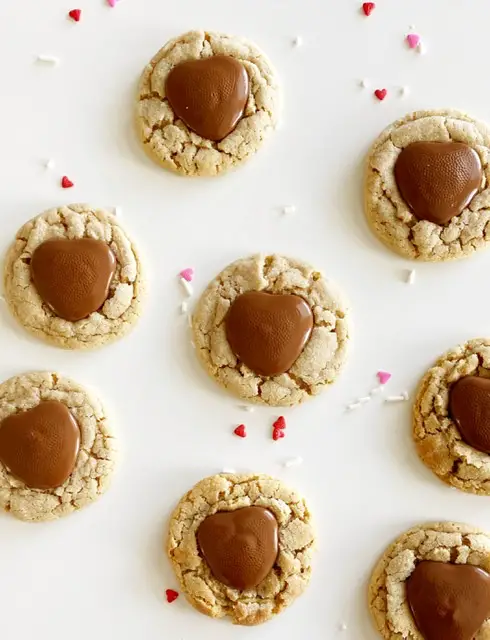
[225, 291, 314, 377]
[394, 141, 482, 224]
[31, 238, 116, 322]
[197, 506, 278, 591]
[449, 376, 490, 454]
[407, 561, 490, 640]
[165, 55, 249, 142]
[0, 401, 80, 489]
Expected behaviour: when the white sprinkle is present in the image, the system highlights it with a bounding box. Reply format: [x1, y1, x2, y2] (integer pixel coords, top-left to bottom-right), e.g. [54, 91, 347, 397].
[370, 385, 385, 395]
[399, 86, 410, 97]
[180, 278, 193, 297]
[339, 623, 348, 631]
[292, 36, 303, 47]
[222, 468, 236, 474]
[386, 393, 409, 403]
[417, 41, 427, 55]
[407, 269, 416, 284]
[360, 78, 369, 89]
[180, 301, 188, 314]
[358, 396, 371, 404]
[409, 24, 416, 30]
[36, 54, 60, 65]
[114, 206, 122, 217]
[284, 456, 303, 468]
[45, 158, 55, 170]
[240, 405, 255, 413]
[282, 204, 296, 215]
[347, 402, 361, 410]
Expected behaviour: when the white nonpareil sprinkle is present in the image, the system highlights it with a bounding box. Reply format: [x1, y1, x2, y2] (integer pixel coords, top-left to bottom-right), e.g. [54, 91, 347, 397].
[360, 78, 369, 89]
[180, 301, 188, 314]
[347, 402, 361, 410]
[240, 405, 255, 413]
[282, 204, 296, 215]
[407, 269, 416, 284]
[45, 158, 55, 170]
[222, 468, 236, 474]
[284, 456, 303, 468]
[36, 54, 60, 65]
[292, 36, 303, 47]
[417, 41, 427, 55]
[358, 396, 371, 404]
[180, 277, 193, 297]
[385, 392, 409, 403]
[400, 86, 410, 97]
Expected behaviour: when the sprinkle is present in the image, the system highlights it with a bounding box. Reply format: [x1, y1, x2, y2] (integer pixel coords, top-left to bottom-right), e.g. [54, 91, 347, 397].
[284, 456, 303, 468]
[362, 2, 375, 16]
[222, 467, 236, 474]
[374, 88, 387, 101]
[377, 371, 392, 385]
[370, 385, 384, 395]
[273, 428, 285, 441]
[165, 589, 179, 603]
[347, 402, 361, 410]
[399, 86, 410, 97]
[107, 0, 119, 6]
[180, 278, 193, 297]
[292, 36, 303, 47]
[180, 301, 188, 314]
[61, 176, 74, 189]
[240, 405, 255, 413]
[417, 41, 427, 55]
[114, 206, 122, 217]
[45, 158, 55, 170]
[406, 33, 420, 49]
[339, 623, 348, 631]
[358, 396, 371, 404]
[234, 424, 247, 438]
[273, 416, 286, 431]
[179, 268, 194, 282]
[187, 315, 193, 328]
[385, 393, 409, 403]
[68, 9, 81, 21]
[359, 78, 369, 89]
[282, 205, 296, 215]
[36, 54, 60, 65]
[190, 339, 195, 348]
[407, 269, 416, 284]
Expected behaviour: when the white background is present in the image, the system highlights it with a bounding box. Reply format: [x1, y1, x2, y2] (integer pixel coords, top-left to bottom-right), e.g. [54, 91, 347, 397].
[1, 0, 490, 638]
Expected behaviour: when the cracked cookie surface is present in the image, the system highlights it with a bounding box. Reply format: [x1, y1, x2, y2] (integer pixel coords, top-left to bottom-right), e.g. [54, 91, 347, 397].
[413, 338, 490, 495]
[192, 254, 350, 407]
[369, 522, 490, 639]
[365, 109, 490, 261]
[4, 203, 144, 350]
[0, 372, 117, 522]
[135, 30, 280, 177]
[167, 473, 315, 625]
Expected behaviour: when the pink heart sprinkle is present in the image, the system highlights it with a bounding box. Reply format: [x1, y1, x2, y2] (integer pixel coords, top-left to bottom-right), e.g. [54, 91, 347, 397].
[377, 371, 392, 385]
[107, 0, 118, 7]
[406, 33, 420, 49]
[179, 268, 194, 282]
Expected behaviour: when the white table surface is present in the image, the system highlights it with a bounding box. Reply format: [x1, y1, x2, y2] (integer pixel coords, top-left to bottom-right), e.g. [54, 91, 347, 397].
[1, 0, 490, 638]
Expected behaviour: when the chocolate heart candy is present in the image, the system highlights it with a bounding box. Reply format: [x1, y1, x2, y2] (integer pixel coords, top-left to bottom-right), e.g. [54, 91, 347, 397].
[407, 561, 490, 640]
[449, 376, 490, 454]
[165, 55, 249, 142]
[225, 291, 314, 377]
[394, 141, 482, 224]
[197, 506, 278, 590]
[0, 401, 80, 489]
[31, 238, 116, 322]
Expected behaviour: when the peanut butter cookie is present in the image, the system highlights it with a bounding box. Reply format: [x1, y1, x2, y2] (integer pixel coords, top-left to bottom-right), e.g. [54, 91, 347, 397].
[413, 338, 490, 495]
[167, 473, 315, 625]
[192, 254, 350, 407]
[0, 372, 117, 522]
[4, 203, 145, 350]
[136, 30, 280, 176]
[369, 522, 490, 639]
[365, 109, 490, 261]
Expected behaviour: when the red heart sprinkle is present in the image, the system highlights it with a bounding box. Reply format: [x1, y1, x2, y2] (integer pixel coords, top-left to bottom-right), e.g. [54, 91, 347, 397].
[362, 2, 375, 16]
[374, 89, 387, 101]
[165, 589, 179, 603]
[273, 416, 286, 431]
[273, 428, 285, 441]
[68, 9, 81, 21]
[61, 176, 74, 188]
[234, 424, 247, 438]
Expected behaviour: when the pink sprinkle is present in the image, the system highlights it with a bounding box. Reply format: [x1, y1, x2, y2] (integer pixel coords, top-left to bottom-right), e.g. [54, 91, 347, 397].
[377, 371, 392, 385]
[179, 268, 194, 282]
[107, 0, 118, 6]
[407, 33, 421, 49]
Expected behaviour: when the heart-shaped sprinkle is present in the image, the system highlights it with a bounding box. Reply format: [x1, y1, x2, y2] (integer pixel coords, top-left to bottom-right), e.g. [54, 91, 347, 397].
[165, 589, 179, 603]
[225, 291, 314, 377]
[395, 142, 482, 224]
[272, 428, 285, 441]
[449, 376, 490, 453]
[377, 371, 392, 385]
[273, 416, 286, 431]
[0, 401, 80, 489]
[374, 88, 387, 101]
[406, 33, 420, 49]
[407, 561, 490, 640]
[68, 9, 81, 21]
[31, 238, 116, 322]
[61, 176, 74, 188]
[166, 56, 249, 142]
[234, 424, 247, 438]
[197, 506, 278, 590]
[179, 268, 194, 282]
[362, 2, 375, 16]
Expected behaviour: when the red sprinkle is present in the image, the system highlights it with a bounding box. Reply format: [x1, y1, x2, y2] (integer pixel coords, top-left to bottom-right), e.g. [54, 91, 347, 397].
[374, 89, 387, 101]
[273, 416, 286, 431]
[68, 9, 81, 21]
[362, 2, 375, 16]
[165, 589, 179, 603]
[234, 424, 247, 438]
[273, 428, 285, 441]
[61, 176, 74, 188]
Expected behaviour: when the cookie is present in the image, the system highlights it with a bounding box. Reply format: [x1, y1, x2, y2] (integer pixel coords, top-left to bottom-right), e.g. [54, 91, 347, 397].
[4, 203, 144, 350]
[0, 372, 117, 522]
[413, 338, 490, 495]
[167, 473, 315, 625]
[136, 30, 280, 177]
[369, 522, 490, 639]
[192, 254, 350, 407]
[365, 109, 490, 261]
